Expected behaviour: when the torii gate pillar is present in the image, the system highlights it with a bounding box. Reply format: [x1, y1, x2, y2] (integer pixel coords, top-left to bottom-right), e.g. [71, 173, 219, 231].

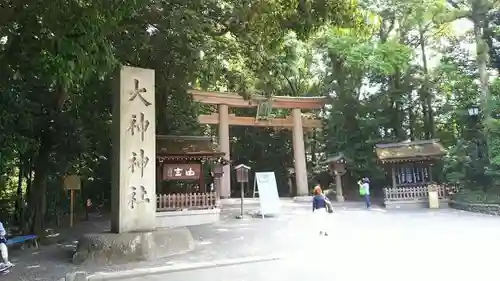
[292, 108, 309, 196]
[190, 89, 327, 198]
[218, 104, 231, 198]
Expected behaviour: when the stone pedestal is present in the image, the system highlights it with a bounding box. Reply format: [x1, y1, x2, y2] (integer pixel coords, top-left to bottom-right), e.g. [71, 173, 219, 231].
[335, 174, 345, 202]
[72, 228, 194, 265]
[111, 66, 156, 233]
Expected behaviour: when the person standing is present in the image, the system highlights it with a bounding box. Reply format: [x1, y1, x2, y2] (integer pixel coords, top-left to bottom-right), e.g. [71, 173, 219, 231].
[358, 178, 371, 208]
[312, 185, 329, 236]
[0, 221, 12, 267]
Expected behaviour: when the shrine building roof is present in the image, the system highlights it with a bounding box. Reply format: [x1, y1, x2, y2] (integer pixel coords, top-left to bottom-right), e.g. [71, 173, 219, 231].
[156, 135, 225, 161]
[319, 152, 349, 165]
[375, 139, 446, 164]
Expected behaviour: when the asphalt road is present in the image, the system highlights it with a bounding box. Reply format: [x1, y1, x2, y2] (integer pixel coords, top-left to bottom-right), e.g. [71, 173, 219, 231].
[11, 204, 500, 281]
[120, 207, 500, 281]
[120, 249, 496, 281]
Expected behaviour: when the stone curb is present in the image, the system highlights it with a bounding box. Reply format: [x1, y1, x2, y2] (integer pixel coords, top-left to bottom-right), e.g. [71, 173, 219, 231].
[450, 200, 500, 207]
[64, 255, 283, 281]
[450, 200, 500, 216]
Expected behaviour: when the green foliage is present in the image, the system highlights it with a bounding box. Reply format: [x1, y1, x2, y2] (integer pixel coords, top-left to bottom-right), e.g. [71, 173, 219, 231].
[314, 28, 412, 75]
[484, 79, 500, 185]
[1, 0, 500, 231]
[0, 0, 368, 231]
[452, 188, 500, 204]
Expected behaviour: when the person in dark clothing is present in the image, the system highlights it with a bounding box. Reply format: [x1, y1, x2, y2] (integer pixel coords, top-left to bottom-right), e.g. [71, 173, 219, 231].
[312, 186, 328, 236]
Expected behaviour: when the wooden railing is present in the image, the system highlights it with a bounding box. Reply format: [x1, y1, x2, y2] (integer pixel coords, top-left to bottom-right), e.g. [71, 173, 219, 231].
[383, 185, 449, 202]
[156, 192, 218, 211]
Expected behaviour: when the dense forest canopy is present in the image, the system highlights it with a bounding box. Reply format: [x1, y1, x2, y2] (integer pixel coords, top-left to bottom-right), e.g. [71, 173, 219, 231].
[1, 0, 500, 234]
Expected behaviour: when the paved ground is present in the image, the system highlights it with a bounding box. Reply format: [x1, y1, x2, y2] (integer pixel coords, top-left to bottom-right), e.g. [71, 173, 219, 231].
[6, 203, 500, 280]
[122, 207, 500, 281]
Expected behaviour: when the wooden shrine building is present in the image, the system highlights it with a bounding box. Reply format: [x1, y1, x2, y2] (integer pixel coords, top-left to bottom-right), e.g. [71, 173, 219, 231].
[155, 135, 229, 227]
[375, 139, 450, 208]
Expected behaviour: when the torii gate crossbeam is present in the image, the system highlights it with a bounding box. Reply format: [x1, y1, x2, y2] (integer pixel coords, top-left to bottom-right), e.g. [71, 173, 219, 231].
[189, 90, 326, 198]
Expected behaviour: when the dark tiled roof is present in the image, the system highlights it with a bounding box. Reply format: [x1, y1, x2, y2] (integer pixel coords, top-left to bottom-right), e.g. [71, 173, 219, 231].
[375, 139, 446, 163]
[319, 152, 348, 165]
[156, 135, 221, 156]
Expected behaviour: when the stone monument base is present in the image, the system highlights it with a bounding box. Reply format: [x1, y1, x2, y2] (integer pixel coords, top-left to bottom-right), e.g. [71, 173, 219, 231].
[72, 227, 195, 266]
[156, 209, 220, 228]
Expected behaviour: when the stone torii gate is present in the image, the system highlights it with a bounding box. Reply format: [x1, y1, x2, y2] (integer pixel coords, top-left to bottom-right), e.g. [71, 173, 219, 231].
[189, 90, 326, 197]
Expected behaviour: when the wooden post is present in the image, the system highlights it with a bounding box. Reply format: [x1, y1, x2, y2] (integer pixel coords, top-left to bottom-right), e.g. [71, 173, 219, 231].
[391, 166, 397, 188]
[199, 162, 205, 192]
[63, 175, 81, 228]
[240, 182, 244, 217]
[70, 190, 74, 228]
[428, 164, 433, 182]
[157, 161, 164, 194]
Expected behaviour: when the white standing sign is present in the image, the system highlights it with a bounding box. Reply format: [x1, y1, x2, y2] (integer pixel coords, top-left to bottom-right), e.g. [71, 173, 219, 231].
[254, 172, 281, 216]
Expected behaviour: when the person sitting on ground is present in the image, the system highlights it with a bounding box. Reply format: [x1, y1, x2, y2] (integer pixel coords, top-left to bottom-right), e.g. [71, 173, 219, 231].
[0, 221, 13, 267]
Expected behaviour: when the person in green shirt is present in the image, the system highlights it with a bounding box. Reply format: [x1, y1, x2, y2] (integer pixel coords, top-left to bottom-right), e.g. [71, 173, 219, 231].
[358, 177, 371, 208]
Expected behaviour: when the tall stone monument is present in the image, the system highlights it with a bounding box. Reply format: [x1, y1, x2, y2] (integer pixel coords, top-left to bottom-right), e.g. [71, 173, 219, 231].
[72, 66, 194, 266]
[111, 66, 156, 233]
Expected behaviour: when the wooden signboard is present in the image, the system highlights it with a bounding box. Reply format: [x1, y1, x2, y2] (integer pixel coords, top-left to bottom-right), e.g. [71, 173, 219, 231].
[63, 175, 81, 190]
[63, 175, 81, 228]
[163, 164, 201, 180]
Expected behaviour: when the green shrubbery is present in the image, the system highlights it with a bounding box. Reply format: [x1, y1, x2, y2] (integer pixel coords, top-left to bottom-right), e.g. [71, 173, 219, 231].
[452, 188, 500, 204]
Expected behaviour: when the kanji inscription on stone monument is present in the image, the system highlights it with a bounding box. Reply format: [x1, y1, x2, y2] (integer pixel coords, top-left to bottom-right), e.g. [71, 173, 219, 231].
[129, 78, 152, 107]
[129, 185, 151, 209]
[129, 149, 149, 178]
[111, 66, 155, 233]
[127, 112, 150, 141]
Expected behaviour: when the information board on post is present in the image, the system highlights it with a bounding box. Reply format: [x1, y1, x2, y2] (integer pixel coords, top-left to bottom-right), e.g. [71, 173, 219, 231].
[254, 172, 281, 216]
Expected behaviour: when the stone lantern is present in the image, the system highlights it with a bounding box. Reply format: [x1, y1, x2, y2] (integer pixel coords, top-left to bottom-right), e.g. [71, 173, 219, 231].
[322, 153, 348, 202]
[287, 167, 295, 196]
[211, 159, 227, 204]
[211, 162, 224, 178]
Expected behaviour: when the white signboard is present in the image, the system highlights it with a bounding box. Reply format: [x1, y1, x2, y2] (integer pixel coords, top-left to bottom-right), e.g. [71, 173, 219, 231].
[254, 172, 281, 216]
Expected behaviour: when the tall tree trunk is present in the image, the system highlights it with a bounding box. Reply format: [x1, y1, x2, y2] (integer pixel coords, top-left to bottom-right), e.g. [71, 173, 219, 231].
[23, 155, 32, 233]
[388, 31, 409, 141]
[311, 129, 317, 165]
[474, 22, 490, 113]
[16, 155, 23, 226]
[389, 73, 405, 140]
[29, 85, 66, 235]
[408, 92, 415, 140]
[30, 129, 52, 235]
[474, 18, 492, 162]
[419, 27, 435, 139]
